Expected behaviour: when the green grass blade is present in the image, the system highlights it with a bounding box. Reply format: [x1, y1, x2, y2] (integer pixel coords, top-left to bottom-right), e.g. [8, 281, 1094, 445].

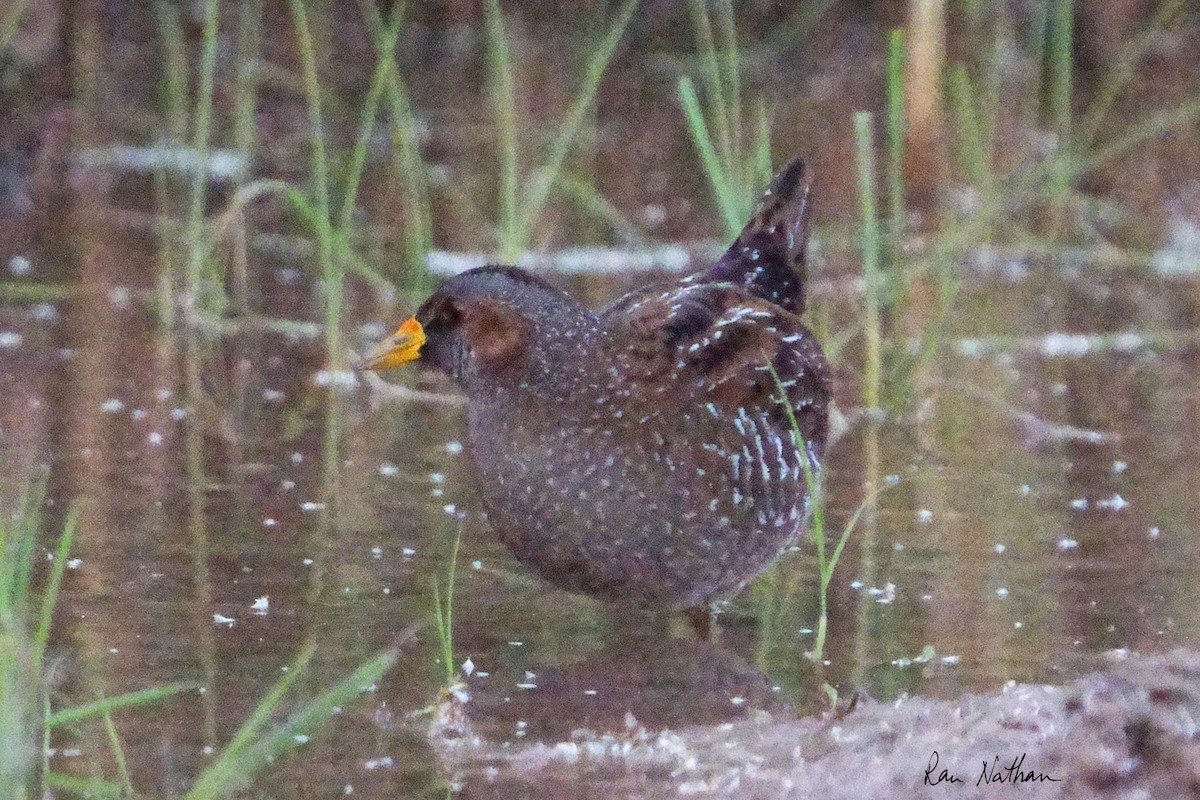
[484, 0, 519, 259]
[220, 639, 316, 760]
[679, 76, 741, 237]
[101, 703, 135, 797]
[46, 682, 197, 729]
[45, 772, 124, 798]
[516, 0, 639, 249]
[184, 0, 221, 314]
[1078, 0, 1186, 148]
[854, 112, 883, 412]
[337, 4, 405, 234]
[686, 0, 733, 169]
[885, 28, 906, 246]
[31, 504, 80, 672]
[715, 0, 743, 185]
[359, 0, 433, 282]
[948, 65, 989, 189]
[184, 647, 397, 800]
[287, 0, 341, 361]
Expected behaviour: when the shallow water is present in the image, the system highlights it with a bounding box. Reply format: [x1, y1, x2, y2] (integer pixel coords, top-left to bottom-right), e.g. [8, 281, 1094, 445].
[2, 246, 1198, 794]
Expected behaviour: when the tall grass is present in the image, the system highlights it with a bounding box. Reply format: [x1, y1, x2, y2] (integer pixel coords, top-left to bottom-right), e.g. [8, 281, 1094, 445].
[0, 484, 193, 798]
[766, 368, 870, 694]
[678, 0, 773, 239]
[431, 527, 462, 686]
[0, 476, 398, 797]
[484, 0, 640, 259]
[182, 0, 222, 325]
[854, 113, 884, 414]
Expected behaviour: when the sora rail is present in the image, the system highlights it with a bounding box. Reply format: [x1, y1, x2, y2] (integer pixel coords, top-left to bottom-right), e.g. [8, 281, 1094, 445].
[363, 159, 831, 626]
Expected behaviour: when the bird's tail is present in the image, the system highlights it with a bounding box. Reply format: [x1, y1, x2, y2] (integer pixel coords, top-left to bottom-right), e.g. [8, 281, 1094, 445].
[697, 158, 813, 316]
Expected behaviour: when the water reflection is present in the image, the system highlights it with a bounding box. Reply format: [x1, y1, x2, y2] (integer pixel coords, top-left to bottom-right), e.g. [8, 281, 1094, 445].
[1, 248, 1194, 794]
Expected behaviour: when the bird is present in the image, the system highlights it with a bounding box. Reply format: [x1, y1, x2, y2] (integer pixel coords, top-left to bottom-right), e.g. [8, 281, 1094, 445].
[362, 159, 831, 636]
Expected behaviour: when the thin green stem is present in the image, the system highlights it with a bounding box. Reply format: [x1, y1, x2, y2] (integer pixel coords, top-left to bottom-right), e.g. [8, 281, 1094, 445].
[515, 0, 639, 250]
[183, 0, 221, 318]
[854, 112, 883, 412]
[885, 28, 906, 253]
[337, 4, 405, 234]
[484, 0, 519, 259]
[686, 0, 733, 169]
[287, 0, 338, 351]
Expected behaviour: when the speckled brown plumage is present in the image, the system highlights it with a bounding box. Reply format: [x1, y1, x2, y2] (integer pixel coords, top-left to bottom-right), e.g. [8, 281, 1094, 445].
[368, 159, 831, 612]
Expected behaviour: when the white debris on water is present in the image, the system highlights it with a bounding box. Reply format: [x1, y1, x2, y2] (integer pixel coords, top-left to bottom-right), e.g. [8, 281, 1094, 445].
[371, 546, 383, 559]
[30, 303, 57, 321]
[101, 398, 124, 413]
[916, 508, 933, 524]
[1096, 494, 1130, 511]
[213, 613, 235, 627]
[402, 547, 416, 558]
[1058, 538, 1080, 551]
[313, 369, 358, 389]
[1070, 497, 1089, 510]
[67, 558, 82, 569]
[358, 322, 386, 340]
[956, 330, 1152, 360]
[1153, 215, 1200, 276]
[379, 462, 399, 476]
[445, 440, 464, 454]
[1149, 526, 1161, 540]
[107, 286, 131, 309]
[996, 587, 1009, 598]
[1112, 459, 1128, 474]
[462, 657, 475, 676]
[252, 596, 269, 614]
[171, 408, 188, 421]
[425, 244, 707, 276]
[1040, 333, 1095, 357]
[148, 432, 163, 445]
[262, 388, 285, 403]
[74, 145, 250, 181]
[303, 558, 315, 566]
[300, 501, 325, 512]
[363, 757, 395, 770]
[9, 255, 31, 275]
[130, 408, 146, 420]
[0, 331, 22, 348]
[263, 518, 277, 527]
[994, 543, 1007, 554]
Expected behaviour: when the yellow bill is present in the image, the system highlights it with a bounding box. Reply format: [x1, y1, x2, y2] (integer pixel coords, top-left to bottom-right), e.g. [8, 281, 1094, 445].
[361, 317, 426, 370]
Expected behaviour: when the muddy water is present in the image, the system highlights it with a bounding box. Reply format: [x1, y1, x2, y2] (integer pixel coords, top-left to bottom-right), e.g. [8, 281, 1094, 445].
[1, 237, 1198, 795]
[2, 3, 1199, 796]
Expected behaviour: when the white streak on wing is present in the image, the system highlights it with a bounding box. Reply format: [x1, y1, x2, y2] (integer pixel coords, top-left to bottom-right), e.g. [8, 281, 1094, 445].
[773, 431, 790, 479]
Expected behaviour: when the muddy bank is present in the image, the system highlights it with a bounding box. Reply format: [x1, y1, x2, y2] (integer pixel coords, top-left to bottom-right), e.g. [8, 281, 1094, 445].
[429, 648, 1200, 799]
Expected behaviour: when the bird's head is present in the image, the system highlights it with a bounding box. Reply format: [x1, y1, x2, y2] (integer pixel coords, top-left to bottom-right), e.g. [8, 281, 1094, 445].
[361, 266, 591, 393]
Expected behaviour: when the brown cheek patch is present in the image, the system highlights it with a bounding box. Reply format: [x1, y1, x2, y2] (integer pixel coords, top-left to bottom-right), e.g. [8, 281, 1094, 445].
[463, 303, 528, 368]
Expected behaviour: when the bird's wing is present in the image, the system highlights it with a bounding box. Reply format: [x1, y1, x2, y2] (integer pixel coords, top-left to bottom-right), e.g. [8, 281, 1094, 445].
[601, 282, 831, 450]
